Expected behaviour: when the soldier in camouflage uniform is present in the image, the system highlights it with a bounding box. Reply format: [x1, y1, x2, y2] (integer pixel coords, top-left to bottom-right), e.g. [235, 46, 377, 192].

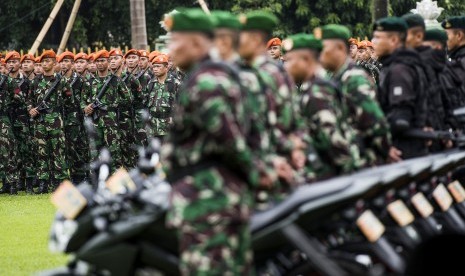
[124, 49, 148, 146]
[0, 69, 19, 194]
[28, 50, 70, 193]
[21, 54, 37, 81]
[58, 51, 89, 183]
[146, 54, 179, 138]
[320, 24, 394, 165]
[161, 9, 262, 275]
[83, 50, 128, 170]
[283, 33, 360, 181]
[109, 49, 137, 168]
[6, 51, 35, 193]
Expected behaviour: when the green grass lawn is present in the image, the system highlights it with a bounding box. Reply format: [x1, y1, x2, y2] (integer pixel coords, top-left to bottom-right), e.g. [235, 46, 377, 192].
[0, 193, 68, 276]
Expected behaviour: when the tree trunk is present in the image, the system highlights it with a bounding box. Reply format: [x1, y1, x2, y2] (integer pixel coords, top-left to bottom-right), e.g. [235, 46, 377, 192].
[373, 0, 389, 21]
[130, 0, 148, 50]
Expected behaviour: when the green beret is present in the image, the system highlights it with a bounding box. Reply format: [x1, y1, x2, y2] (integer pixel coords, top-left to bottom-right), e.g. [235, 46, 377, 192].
[442, 16, 465, 30]
[321, 24, 351, 41]
[424, 28, 448, 42]
[211, 11, 241, 30]
[164, 8, 213, 33]
[373, 17, 408, 33]
[282, 33, 322, 53]
[239, 10, 279, 33]
[402, 13, 425, 29]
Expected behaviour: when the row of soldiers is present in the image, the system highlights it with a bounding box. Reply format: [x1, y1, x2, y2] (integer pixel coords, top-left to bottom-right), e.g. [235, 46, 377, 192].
[0, 48, 182, 194]
[153, 9, 465, 275]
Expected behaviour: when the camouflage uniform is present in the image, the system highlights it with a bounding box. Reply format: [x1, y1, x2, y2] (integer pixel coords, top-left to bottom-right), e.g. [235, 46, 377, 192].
[62, 72, 89, 182]
[119, 72, 138, 168]
[146, 74, 179, 137]
[331, 59, 391, 166]
[28, 73, 70, 186]
[0, 75, 19, 193]
[83, 75, 129, 169]
[297, 77, 360, 180]
[163, 58, 259, 275]
[128, 69, 150, 147]
[10, 73, 35, 186]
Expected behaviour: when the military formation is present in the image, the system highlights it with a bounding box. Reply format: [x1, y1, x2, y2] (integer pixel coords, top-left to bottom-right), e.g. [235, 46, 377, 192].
[0, 47, 181, 194]
[2, 6, 465, 275]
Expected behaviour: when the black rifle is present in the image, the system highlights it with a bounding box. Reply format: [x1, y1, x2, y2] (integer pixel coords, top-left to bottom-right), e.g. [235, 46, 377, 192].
[32, 73, 63, 121]
[89, 74, 116, 120]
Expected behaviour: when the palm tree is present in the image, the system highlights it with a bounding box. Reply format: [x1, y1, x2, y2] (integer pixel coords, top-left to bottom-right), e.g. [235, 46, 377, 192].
[373, 0, 389, 21]
[130, 0, 148, 50]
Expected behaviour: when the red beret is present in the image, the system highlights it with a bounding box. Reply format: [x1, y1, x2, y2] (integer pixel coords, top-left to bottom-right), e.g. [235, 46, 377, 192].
[267, 37, 282, 49]
[148, 51, 161, 62]
[124, 49, 140, 59]
[109, 49, 123, 57]
[20, 53, 36, 63]
[139, 50, 149, 58]
[74, 52, 89, 62]
[39, 50, 57, 62]
[94, 50, 109, 60]
[5, 51, 21, 62]
[152, 54, 169, 64]
[57, 51, 75, 63]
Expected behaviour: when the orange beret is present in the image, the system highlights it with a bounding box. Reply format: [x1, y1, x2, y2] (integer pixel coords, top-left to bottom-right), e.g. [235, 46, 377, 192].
[20, 53, 35, 63]
[152, 54, 169, 64]
[124, 49, 140, 59]
[0, 59, 5, 65]
[139, 50, 149, 58]
[5, 51, 21, 62]
[94, 50, 109, 60]
[366, 41, 374, 48]
[74, 52, 89, 61]
[267, 37, 282, 49]
[357, 41, 368, 49]
[109, 49, 123, 57]
[348, 38, 359, 45]
[148, 51, 161, 62]
[35, 57, 41, 63]
[39, 50, 56, 62]
[87, 53, 95, 62]
[57, 51, 75, 63]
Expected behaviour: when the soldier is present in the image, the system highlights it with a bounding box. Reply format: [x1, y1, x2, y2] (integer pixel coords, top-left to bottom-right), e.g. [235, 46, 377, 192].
[110, 49, 137, 168]
[124, 49, 148, 146]
[320, 24, 392, 165]
[0, 66, 19, 194]
[27, 50, 70, 193]
[440, 16, 465, 130]
[86, 53, 97, 78]
[59, 51, 89, 183]
[372, 17, 428, 159]
[6, 51, 35, 193]
[266, 37, 283, 62]
[349, 37, 358, 60]
[356, 40, 380, 84]
[161, 9, 263, 275]
[34, 57, 44, 76]
[283, 33, 358, 180]
[83, 50, 125, 169]
[138, 50, 152, 80]
[21, 54, 37, 81]
[146, 54, 179, 138]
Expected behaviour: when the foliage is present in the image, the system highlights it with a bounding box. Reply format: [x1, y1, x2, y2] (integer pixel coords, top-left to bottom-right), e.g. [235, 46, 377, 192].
[1, 0, 465, 51]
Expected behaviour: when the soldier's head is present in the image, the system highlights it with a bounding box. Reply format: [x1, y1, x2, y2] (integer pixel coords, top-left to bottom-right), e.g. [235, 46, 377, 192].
[21, 54, 35, 73]
[442, 16, 465, 52]
[109, 49, 124, 71]
[87, 53, 97, 73]
[152, 54, 169, 78]
[74, 53, 89, 74]
[39, 50, 57, 75]
[348, 38, 359, 60]
[238, 11, 279, 63]
[402, 14, 426, 49]
[211, 11, 241, 61]
[57, 51, 75, 73]
[372, 17, 408, 58]
[94, 50, 110, 72]
[124, 49, 140, 69]
[267, 37, 282, 60]
[356, 40, 373, 61]
[282, 34, 322, 84]
[139, 50, 150, 70]
[34, 57, 44, 75]
[165, 9, 214, 71]
[319, 24, 351, 72]
[5, 51, 21, 73]
[423, 28, 448, 50]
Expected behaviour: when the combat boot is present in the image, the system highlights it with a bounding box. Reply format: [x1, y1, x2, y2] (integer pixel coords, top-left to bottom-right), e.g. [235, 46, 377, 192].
[37, 180, 48, 194]
[10, 182, 18, 195]
[26, 178, 35, 194]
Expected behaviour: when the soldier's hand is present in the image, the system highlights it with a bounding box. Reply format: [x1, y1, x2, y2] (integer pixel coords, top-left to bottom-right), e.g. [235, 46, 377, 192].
[423, 127, 434, 147]
[388, 146, 402, 163]
[84, 104, 94, 116]
[443, 139, 454, 149]
[291, 149, 306, 170]
[273, 157, 295, 185]
[29, 108, 39, 118]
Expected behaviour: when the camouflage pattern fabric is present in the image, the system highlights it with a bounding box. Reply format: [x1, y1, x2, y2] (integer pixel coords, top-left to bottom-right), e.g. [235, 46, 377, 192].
[128, 70, 149, 147]
[331, 59, 391, 166]
[0, 75, 19, 184]
[147, 75, 179, 137]
[119, 72, 138, 168]
[28, 73, 70, 181]
[163, 58, 260, 275]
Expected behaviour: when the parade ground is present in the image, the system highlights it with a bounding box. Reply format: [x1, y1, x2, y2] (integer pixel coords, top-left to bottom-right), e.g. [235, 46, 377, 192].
[0, 194, 67, 275]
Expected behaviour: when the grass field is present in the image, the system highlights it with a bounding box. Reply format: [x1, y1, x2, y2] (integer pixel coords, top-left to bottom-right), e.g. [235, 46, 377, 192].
[0, 193, 68, 276]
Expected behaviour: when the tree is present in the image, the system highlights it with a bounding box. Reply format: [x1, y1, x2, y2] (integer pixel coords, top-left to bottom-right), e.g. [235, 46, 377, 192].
[130, 0, 148, 49]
